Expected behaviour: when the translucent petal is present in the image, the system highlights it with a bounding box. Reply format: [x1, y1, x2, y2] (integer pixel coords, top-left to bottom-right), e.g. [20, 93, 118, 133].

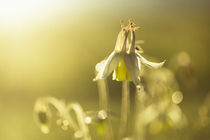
[137, 53, 165, 68]
[124, 53, 141, 86]
[112, 57, 131, 81]
[94, 51, 121, 81]
[114, 30, 126, 52]
[137, 55, 141, 73]
[93, 60, 106, 81]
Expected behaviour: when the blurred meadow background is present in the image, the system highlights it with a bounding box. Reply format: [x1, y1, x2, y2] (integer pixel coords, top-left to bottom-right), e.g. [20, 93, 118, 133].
[0, 0, 209, 140]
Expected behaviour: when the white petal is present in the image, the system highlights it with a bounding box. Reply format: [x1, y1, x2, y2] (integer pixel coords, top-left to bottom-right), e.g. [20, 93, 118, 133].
[124, 53, 141, 86]
[114, 31, 124, 52]
[137, 55, 141, 72]
[93, 60, 106, 81]
[94, 51, 121, 81]
[114, 30, 128, 53]
[137, 53, 165, 69]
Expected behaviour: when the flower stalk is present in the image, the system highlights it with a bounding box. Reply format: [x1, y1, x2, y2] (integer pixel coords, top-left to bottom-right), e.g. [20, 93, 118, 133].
[96, 79, 114, 139]
[119, 80, 130, 139]
[97, 79, 109, 111]
[134, 85, 146, 140]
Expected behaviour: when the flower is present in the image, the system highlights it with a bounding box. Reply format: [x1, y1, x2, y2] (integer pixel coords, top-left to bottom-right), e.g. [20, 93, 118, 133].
[93, 20, 165, 86]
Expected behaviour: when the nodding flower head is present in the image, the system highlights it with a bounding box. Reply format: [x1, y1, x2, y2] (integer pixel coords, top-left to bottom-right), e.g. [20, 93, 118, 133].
[93, 20, 165, 87]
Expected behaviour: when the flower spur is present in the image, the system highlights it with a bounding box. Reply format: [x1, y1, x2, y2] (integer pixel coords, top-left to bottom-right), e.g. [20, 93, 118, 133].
[93, 20, 165, 87]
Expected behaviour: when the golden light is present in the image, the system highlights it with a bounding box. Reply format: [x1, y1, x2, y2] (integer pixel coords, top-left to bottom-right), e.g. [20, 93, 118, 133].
[0, 0, 78, 30]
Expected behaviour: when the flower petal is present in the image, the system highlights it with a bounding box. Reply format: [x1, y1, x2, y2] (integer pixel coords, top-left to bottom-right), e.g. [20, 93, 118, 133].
[137, 53, 166, 69]
[112, 57, 132, 81]
[114, 31, 124, 52]
[115, 30, 129, 53]
[124, 53, 141, 86]
[93, 51, 121, 81]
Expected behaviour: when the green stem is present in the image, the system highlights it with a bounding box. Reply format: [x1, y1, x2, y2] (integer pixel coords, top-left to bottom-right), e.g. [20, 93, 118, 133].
[119, 80, 130, 139]
[134, 85, 146, 140]
[97, 79, 114, 139]
[97, 79, 109, 110]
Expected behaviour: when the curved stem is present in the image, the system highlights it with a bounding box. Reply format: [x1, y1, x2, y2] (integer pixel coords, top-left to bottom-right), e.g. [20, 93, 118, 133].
[119, 80, 130, 139]
[43, 97, 79, 132]
[35, 97, 90, 139]
[67, 103, 91, 140]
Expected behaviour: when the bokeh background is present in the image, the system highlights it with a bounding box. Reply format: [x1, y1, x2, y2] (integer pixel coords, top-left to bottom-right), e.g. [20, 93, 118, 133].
[0, 0, 209, 140]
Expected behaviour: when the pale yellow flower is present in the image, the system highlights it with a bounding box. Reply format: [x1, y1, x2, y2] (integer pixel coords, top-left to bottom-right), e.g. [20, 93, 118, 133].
[94, 20, 165, 86]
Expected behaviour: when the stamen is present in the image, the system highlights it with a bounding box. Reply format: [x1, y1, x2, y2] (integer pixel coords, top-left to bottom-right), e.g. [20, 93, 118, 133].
[128, 19, 132, 26]
[134, 27, 141, 31]
[120, 20, 125, 29]
[127, 19, 141, 31]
